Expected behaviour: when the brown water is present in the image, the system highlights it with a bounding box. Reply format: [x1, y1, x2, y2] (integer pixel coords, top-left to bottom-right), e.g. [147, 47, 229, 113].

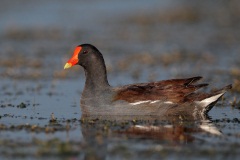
[0, 0, 240, 159]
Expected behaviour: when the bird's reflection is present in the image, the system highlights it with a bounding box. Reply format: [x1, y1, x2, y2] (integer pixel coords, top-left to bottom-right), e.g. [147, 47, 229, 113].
[80, 114, 220, 159]
[80, 114, 221, 140]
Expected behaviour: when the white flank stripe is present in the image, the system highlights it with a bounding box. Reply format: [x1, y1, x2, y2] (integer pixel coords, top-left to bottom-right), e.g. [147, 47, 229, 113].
[130, 100, 174, 105]
[150, 100, 160, 104]
[130, 100, 150, 105]
[164, 101, 174, 104]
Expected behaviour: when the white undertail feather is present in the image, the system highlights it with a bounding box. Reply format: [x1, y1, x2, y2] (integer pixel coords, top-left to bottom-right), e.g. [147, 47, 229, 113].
[198, 92, 225, 107]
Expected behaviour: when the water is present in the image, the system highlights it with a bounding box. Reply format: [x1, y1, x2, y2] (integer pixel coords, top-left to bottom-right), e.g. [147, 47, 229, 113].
[0, 0, 240, 159]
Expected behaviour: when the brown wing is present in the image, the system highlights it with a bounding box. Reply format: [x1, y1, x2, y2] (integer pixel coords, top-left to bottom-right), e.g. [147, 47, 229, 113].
[113, 76, 209, 103]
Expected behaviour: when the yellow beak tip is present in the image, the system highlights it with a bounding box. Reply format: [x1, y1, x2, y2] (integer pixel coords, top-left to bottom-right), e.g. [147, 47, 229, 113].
[64, 63, 72, 69]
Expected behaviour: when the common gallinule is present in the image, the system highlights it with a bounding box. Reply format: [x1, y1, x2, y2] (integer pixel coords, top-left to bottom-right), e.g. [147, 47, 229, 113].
[64, 44, 231, 117]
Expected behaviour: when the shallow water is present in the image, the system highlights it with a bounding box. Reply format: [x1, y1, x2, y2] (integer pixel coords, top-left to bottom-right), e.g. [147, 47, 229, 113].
[0, 0, 240, 159]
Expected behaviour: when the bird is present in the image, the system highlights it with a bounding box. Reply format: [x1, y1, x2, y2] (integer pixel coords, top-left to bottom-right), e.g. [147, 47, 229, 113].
[64, 44, 231, 118]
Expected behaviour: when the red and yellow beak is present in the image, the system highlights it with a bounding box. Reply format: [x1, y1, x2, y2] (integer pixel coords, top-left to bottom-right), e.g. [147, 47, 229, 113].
[64, 46, 82, 69]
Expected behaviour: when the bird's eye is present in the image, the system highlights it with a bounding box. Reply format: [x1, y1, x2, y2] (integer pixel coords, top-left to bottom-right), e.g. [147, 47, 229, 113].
[83, 50, 88, 54]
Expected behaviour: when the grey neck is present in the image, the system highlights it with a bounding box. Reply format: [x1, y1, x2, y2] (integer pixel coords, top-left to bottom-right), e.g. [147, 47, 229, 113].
[83, 60, 110, 93]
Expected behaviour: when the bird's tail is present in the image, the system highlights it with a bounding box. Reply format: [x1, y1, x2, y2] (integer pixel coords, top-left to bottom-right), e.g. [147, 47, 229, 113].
[198, 85, 232, 114]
